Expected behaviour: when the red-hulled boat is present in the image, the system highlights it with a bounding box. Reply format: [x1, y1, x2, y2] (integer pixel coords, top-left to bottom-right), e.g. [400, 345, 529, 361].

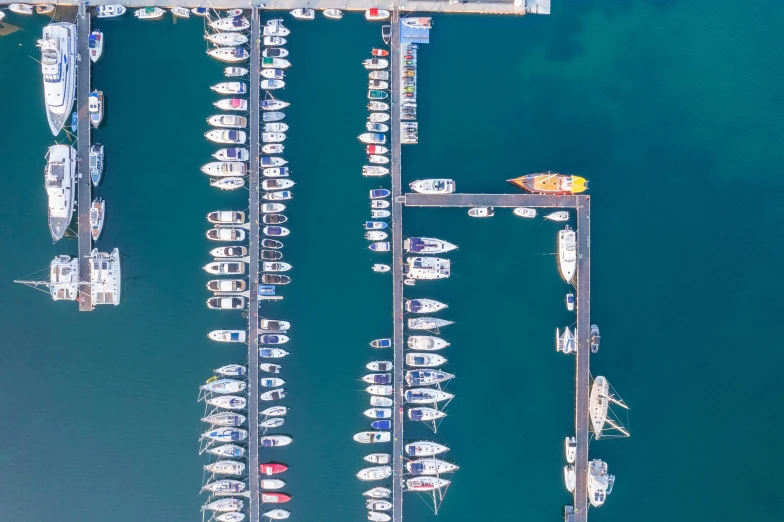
[366, 145, 388, 155]
[262, 492, 291, 503]
[372, 48, 389, 57]
[260, 463, 288, 475]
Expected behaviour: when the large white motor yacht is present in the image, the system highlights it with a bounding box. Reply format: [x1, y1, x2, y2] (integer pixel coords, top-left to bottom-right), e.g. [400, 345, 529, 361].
[45, 144, 77, 242]
[558, 225, 577, 283]
[37, 23, 77, 135]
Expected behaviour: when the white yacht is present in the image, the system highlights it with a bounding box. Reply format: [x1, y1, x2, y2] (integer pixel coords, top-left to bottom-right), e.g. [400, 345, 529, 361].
[589, 376, 632, 439]
[405, 353, 447, 368]
[366, 500, 392, 511]
[357, 466, 392, 481]
[290, 8, 314, 20]
[9, 3, 34, 14]
[363, 58, 388, 70]
[44, 144, 76, 242]
[261, 68, 285, 80]
[90, 198, 105, 241]
[406, 458, 459, 475]
[513, 207, 537, 218]
[407, 336, 449, 351]
[38, 23, 77, 135]
[203, 262, 246, 276]
[564, 464, 576, 492]
[95, 5, 126, 18]
[364, 487, 391, 498]
[409, 179, 455, 194]
[263, 36, 287, 47]
[204, 461, 246, 476]
[404, 441, 448, 457]
[88, 90, 104, 128]
[468, 207, 494, 217]
[324, 9, 343, 19]
[202, 378, 247, 394]
[202, 411, 246, 427]
[214, 147, 249, 161]
[558, 225, 577, 283]
[171, 7, 190, 18]
[208, 47, 250, 63]
[211, 82, 247, 95]
[208, 115, 247, 129]
[565, 436, 576, 464]
[207, 211, 246, 224]
[408, 317, 453, 330]
[202, 162, 247, 177]
[204, 498, 244, 512]
[90, 249, 122, 306]
[262, 48, 289, 59]
[404, 257, 451, 280]
[88, 31, 104, 62]
[353, 431, 391, 444]
[209, 330, 247, 343]
[263, 25, 290, 37]
[545, 211, 570, 222]
[405, 299, 447, 314]
[206, 33, 249, 46]
[207, 279, 247, 293]
[406, 477, 450, 492]
[225, 66, 249, 77]
[404, 237, 457, 254]
[205, 130, 247, 145]
[407, 407, 447, 422]
[210, 16, 250, 31]
[134, 7, 165, 19]
[588, 459, 615, 507]
[212, 178, 245, 190]
[405, 388, 453, 404]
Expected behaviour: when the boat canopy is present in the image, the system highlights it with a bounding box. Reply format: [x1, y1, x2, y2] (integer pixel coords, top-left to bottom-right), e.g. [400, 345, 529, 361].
[259, 285, 276, 295]
[232, 16, 244, 27]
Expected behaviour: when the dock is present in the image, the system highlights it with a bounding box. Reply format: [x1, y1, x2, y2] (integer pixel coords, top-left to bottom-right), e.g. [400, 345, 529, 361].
[247, 8, 261, 522]
[389, 10, 404, 522]
[403, 192, 591, 520]
[76, 4, 92, 311]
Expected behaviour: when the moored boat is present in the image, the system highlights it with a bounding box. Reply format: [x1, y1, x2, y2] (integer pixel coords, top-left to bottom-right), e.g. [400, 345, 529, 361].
[408, 407, 447, 422]
[207, 280, 247, 293]
[407, 335, 449, 351]
[260, 462, 288, 475]
[545, 210, 570, 222]
[211, 82, 247, 95]
[210, 16, 250, 32]
[38, 22, 78, 135]
[370, 189, 390, 199]
[366, 361, 392, 371]
[225, 66, 249, 77]
[507, 172, 588, 194]
[372, 264, 391, 273]
[202, 411, 246, 427]
[135, 7, 165, 19]
[324, 9, 343, 19]
[406, 458, 459, 475]
[363, 166, 390, 176]
[214, 364, 246, 377]
[204, 498, 244, 512]
[209, 330, 247, 343]
[353, 431, 391, 444]
[206, 129, 247, 144]
[405, 370, 454, 386]
[405, 441, 449, 456]
[88, 30, 103, 63]
[405, 299, 447, 314]
[207, 210, 246, 224]
[211, 177, 245, 190]
[558, 225, 577, 283]
[357, 466, 392, 481]
[364, 58, 389, 70]
[202, 396, 245, 411]
[260, 406, 287, 417]
[405, 388, 453, 404]
[468, 206, 494, 217]
[208, 114, 247, 128]
[365, 8, 390, 21]
[95, 5, 126, 18]
[260, 435, 292, 447]
[88, 90, 104, 128]
[208, 47, 250, 63]
[89, 198, 105, 241]
[206, 32, 249, 46]
[408, 317, 453, 330]
[404, 237, 457, 254]
[368, 101, 390, 111]
[44, 144, 77, 242]
[406, 477, 450, 491]
[206, 227, 246, 241]
[405, 353, 447, 368]
[513, 207, 537, 218]
[364, 487, 391, 498]
[409, 179, 455, 194]
[290, 8, 314, 20]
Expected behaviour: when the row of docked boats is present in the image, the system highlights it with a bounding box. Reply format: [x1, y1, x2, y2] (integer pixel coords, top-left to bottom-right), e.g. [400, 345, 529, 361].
[286, 8, 388, 21]
[360, 45, 392, 180]
[466, 206, 570, 221]
[399, 39, 422, 144]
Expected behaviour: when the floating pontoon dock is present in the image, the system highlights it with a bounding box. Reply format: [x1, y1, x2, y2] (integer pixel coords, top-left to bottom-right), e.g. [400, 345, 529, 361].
[76, 4, 93, 311]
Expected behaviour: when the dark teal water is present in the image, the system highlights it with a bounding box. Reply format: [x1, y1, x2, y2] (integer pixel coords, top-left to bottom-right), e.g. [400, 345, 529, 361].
[1, 2, 783, 521]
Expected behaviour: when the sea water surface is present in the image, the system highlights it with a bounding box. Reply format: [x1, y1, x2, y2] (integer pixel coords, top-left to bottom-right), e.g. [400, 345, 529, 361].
[0, 1, 782, 521]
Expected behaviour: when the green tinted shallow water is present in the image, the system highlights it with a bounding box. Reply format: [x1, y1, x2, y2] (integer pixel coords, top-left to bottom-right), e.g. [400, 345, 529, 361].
[0, 2, 782, 521]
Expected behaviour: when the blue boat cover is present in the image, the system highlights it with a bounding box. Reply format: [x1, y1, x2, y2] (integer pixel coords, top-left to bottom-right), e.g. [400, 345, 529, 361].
[373, 133, 384, 140]
[378, 339, 392, 347]
[228, 130, 238, 140]
[372, 420, 391, 429]
[374, 375, 391, 384]
[407, 237, 426, 252]
[262, 439, 274, 447]
[196, 7, 207, 13]
[261, 335, 279, 343]
[259, 349, 273, 356]
[371, 189, 390, 198]
[413, 356, 426, 364]
[232, 17, 243, 27]
[227, 148, 238, 158]
[261, 157, 271, 165]
[374, 410, 386, 418]
[259, 285, 276, 296]
[229, 332, 241, 341]
[409, 300, 423, 313]
[268, 227, 281, 234]
[234, 48, 245, 57]
[410, 462, 425, 474]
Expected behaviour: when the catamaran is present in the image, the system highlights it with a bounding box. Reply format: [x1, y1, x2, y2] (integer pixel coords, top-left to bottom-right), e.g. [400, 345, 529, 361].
[404, 258, 451, 280]
[38, 23, 77, 135]
[507, 172, 588, 194]
[558, 225, 577, 283]
[556, 326, 576, 355]
[44, 144, 76, 242]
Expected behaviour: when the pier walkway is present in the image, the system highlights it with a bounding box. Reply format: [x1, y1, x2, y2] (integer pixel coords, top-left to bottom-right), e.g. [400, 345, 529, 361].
[404, 192, 591, 520]
[76, 4, 92, 311]
[390, 11, 404, 522]
[247, 8, 261, 522]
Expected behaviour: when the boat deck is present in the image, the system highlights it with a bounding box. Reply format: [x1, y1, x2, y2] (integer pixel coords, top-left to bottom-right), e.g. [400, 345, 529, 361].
[390, 11, 404, 522]
[76, 4, 93, 312]
[247, 9, 261, 522]
[404, 192, 591, 521]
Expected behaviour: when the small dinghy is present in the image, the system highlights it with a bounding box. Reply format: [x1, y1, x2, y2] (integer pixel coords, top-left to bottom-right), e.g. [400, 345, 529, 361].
[206, 31, 249, 46]
[206, 395, 247, 410]
[261, 68, 286, 80]
[545, 210, 570, 222]
[367, 361, 392, 371]
[207, 211, 245, 224]
[35, 3, 54, 14]
[371, 210, 391, 218]
[209, 330, 247, 343]
[213, 97, 248, 112]
[135, 7, 165, 20]
[370, 396, 393, 407]
[407, 336, 450, 351]
[207, 444, 246, 458]
[261, 239, 284, 249]
[211, 82, 247, 95]
[324, 9, 343, 19]
[171, 7, 190, 18]
[369, 155, 390, 165]
[353, 431, 391, 444]
[202, 162, 247, 177]
[263, 48, 289, 58]
[206, 228, 246, 241]
[368, 101, 390, 111]
[259, 334, 289, 345]
[262, 203, 286, 213]
[370, 189, 391, 199]
[212, 177, 245, 190]
[263, 111, 286, 122]
[262, 213, 288, 224]
[260, 389, 287, 401]
[259, 348, 289, 358]
[357, 466, 392, 481]
[365, 8, 390, 21]
[260, 435, 292, 447]
[260, 364, 282, 374]
[513, 207, 537, 218]
[408, 407, 447, 422]
[365, 231, 388, 241]
[90, 198, 105, 241]
[210, 16, 250, 32]
[260, 478, 286, 489]
[363, 166, 389, 177]
[214, 148, 250, 161]
[405, 353, 447, 368]
[364, 487, 391, 498]
[370, 338, 392, 349]
[364, 408, 392, 419]
[260, 406, 287, 417]
[205, 129, 247, 144]
[262, 274, 291, 285]
[202, 412, 246, 427]
[364, 59, 389, 70]
[372, 264, 391, 273]
[262, 179, 294, 191]
[263, 191, 293, 201]
[367, 385, 393, 395]
[365, 221, 388, 230]
[225, 66, 249, 77]
[371, 48, 389, 57]
[207, 296, 246, 310]
[88, 31, 104, 63]
[214, 364, 246, 377]
[290, 8, 314, 20]
[369, 242, 390, 252]
[468, 207, 494, 217]
[210, 246, 247, 258]
[263, 262, 292, 272]
[208, 114, 247, 128]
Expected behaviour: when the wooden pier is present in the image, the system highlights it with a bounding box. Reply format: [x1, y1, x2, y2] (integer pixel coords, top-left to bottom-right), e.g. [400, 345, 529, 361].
[247, 8, 261, 522]
[76, 4, 92, 312]
[389, 11, 404, 522]
[404, 192, 591, 520]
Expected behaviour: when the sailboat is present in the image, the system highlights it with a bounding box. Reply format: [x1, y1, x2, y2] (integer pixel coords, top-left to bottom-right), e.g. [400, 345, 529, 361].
[555, 326, 576, 354]
[589, 376, 630, 438]
[406, 459, 459, 475]
[405, 299, 448, 314]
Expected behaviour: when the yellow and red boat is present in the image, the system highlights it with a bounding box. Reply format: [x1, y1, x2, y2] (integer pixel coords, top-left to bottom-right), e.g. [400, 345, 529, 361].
[507, 172, 588, 195]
